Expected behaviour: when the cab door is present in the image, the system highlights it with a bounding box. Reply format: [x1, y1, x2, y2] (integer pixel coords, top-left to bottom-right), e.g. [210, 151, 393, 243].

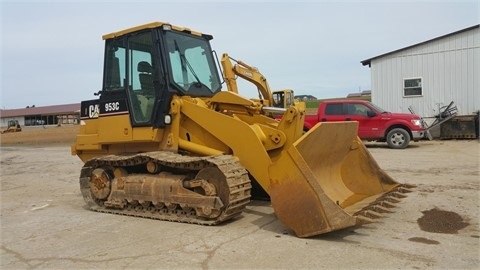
[345, 103, 382, 139]
[98, 30, 163, 143]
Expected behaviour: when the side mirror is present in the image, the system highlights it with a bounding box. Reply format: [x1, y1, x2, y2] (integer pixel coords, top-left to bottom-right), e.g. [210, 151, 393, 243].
[367, 110, 377, 117]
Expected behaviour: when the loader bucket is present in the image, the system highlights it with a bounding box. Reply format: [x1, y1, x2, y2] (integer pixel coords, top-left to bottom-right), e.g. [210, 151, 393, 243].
[269, 122, 413, 237]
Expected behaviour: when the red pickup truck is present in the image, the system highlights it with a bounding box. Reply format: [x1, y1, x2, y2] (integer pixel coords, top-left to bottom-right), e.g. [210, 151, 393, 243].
[304, 99, 426, 149]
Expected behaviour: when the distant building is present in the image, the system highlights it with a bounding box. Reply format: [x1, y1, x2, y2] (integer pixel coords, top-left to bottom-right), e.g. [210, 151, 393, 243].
[346, 93, 362, 98]
[360, 90, 371, 96]
[295, 95, 317, 101]
[0, 103, 80, 127]
[361, 25, 479, 118]
[346, 90, 371, 99]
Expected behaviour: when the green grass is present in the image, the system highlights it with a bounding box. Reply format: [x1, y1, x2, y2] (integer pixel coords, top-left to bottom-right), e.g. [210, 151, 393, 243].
[305, 100, 321, 108]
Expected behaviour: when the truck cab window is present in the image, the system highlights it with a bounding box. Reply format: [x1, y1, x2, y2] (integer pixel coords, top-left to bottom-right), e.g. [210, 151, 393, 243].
[347, 104, 369, 116]
[325, 104, 343, 115]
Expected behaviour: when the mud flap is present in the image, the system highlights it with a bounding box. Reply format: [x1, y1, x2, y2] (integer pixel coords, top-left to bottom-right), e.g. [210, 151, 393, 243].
[269, 122, 407, 237]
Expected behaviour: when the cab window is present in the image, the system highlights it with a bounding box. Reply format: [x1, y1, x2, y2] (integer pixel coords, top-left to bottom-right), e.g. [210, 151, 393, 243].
[325, 104, 343, 115]
[347, 104, 370, 116]
[127, 31, 156, 124]
[165, 31, 221, 96]
[104, 39, 126, 91]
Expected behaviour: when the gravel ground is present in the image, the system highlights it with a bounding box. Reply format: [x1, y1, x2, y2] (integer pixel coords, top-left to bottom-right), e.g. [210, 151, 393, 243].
[0, 127, 479, 269]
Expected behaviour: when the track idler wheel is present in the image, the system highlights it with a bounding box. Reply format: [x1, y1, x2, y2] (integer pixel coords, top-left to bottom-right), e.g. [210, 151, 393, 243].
[90, 168, 112, 200]
[191, 167, 229, 219]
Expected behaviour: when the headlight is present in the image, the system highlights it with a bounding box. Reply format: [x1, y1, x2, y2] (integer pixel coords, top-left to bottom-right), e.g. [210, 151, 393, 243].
[164, 114, 172, 125]
[411, 119, 422, 126]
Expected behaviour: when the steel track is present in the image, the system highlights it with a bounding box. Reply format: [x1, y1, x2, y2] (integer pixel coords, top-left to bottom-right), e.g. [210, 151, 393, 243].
[79, 151, 252, 225]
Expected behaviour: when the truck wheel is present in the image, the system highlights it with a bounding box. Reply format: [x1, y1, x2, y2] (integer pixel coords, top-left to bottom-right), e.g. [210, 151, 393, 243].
[386, 128, 410, 149]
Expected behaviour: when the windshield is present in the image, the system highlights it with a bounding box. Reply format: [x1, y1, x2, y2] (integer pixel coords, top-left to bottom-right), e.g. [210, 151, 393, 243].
[369, 102, 388, 113]
[165, 31, 221, 96]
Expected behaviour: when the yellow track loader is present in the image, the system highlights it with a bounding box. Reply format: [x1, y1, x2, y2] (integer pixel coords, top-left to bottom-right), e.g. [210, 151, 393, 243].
[1, 120, 22, 134]
[72, 22, 413, 237]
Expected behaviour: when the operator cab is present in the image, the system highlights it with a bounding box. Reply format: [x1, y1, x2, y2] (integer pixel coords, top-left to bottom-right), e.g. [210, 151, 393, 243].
[272, 90, 295, 108]
[100, 22, 222, 127]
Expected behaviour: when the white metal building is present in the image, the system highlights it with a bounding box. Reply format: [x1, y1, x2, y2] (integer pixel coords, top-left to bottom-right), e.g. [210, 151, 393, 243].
[361, 25, 479, 120]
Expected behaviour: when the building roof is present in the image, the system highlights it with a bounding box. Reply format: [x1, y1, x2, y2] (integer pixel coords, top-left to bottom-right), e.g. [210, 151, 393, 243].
[0, 103, 80, 118]
[361, 24, 479, 67]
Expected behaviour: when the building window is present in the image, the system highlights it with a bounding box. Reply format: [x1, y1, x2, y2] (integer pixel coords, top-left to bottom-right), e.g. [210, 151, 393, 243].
[404, 78, 422, 96]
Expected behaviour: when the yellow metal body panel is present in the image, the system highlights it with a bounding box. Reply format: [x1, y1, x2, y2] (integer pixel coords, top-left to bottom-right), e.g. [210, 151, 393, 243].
[102, 21, 204, 40]
[178, 96, 275, 191]
[97, 115, 132, 143]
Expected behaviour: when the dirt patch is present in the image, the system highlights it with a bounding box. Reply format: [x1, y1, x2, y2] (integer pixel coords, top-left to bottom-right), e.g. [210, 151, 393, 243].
[417, 208, 469, 234]
[0, 125, 78, 146]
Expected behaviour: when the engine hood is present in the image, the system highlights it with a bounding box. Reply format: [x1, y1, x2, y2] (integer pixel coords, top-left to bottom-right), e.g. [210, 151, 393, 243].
[381, 112, 421, 119]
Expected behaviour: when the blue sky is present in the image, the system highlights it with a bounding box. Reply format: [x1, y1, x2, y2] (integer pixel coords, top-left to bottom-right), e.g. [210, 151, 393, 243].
[1, 1, 478, 109]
